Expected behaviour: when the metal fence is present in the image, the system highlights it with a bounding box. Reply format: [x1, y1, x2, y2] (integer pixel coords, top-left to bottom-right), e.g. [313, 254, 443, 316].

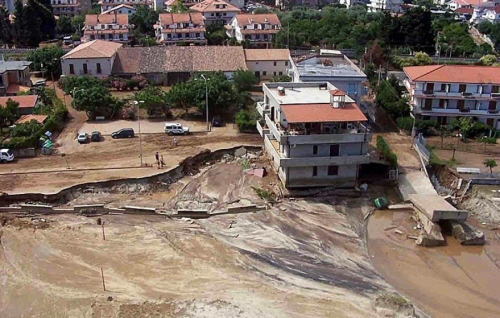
[426, 139, 500, 156]
[414, 133, 430, 163]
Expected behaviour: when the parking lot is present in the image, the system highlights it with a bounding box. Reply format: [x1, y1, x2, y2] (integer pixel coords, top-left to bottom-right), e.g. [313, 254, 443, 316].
[80, 119, 215, 135]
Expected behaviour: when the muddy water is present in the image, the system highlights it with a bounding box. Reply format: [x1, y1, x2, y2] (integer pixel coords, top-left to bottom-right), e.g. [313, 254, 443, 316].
[367, 210, 500, 318]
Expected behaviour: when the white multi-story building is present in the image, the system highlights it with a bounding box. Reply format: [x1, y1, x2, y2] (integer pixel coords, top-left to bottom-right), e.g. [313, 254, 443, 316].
[83, 14, 131, 43]
[155, 12, 207, 45]
[101, 4, 137, 15]
[366, 0, 402, 12]
[61, 40, 123, 77]
[98, 0, 150, 12]
[226, 14, 281, 48]
[190, 0, 240, 25]
[51, 0, 91, 17]
[245, 49, 291, 80]
[256, 82, 372, 188]
[404, 65, 500, 129]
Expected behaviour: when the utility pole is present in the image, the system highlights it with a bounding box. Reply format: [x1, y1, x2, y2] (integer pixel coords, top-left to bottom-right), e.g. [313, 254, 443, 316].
[101, 267, 106, 291]
[101, 221, 105, 240]
[133, 100, 144, 166]
[286, 22, 290, 49]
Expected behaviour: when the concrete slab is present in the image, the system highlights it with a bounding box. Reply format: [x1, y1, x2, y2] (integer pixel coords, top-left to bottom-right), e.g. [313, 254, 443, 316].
[398, 171, 437, 201]
[410, 194, 468, 222]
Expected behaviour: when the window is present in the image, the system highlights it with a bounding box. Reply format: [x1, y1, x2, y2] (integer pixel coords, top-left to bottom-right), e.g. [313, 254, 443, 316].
[279, 71, 282, 75]
[328, 165, 338, 176]
[348, 83, 356, 95]
[96, 63, 102, 74]
[459, 84, 466, 93]
[211, 13, 214, 16]
[196, 33, 200, 37]
[273, 72, 276, 76]
[254, 71, 260, 77]
[312, 166, 317, 176]
[0, 75, 3, 86]
[69, 64, 75, 75]
[83, 63, 88, 74]
[285, 61, 288, 66]
[312, 145, 318, 155]
[492, 85, 499, 93]
[439, 99, 447, 108]
[263, 71, 267, 76]
[329, 144, 339, 156]
[273, 61, 277, 66]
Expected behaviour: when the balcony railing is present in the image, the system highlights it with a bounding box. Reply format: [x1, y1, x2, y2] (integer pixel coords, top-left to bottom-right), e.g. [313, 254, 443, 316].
[280, 154, 371, 168]
[256, 101, 270, 117]
[414, 106, 500, 116]
[414, 89, 497, 99]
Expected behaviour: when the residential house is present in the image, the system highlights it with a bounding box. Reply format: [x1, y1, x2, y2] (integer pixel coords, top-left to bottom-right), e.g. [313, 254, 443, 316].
[244, 49, 291, 80]
[471, 4, 500, 23]
[338, 0, 369, 7]
[190, 0, 240, 25]
[226, 14, 281, 48]
[101, 4, 137, 15]
[290, 50, 367, 105]
[155, 12, 207, 45]
[51, 0, 91, 17]
[61, 40, 123, 77]
[403, 65, 500, 129]
[83, 14, 131, 43]
[112, 45, 246, 84]
[256, 82, 372, 188]
[366, 0, 402, 12]
[454, 7, 474, 21]
[15, 114, 48, 125]
[0, 59, 32, 96]
[0, 0, 14, 13]
[0, 95, 39, 115]
[99, 0, 151, 12]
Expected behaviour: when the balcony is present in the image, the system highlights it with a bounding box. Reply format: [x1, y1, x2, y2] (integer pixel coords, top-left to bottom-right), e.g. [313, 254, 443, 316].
[256, 101, 270, 117]
[256, 119, 269, 137]
[280, 154, 371, 168]
[414, 106, 500, 117]
[414, 89, 497, 100]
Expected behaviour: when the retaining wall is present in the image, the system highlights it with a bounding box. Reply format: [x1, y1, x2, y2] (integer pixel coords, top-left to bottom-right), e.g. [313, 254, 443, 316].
[0, 145, 262, 206]
[12, 148, 36, 158]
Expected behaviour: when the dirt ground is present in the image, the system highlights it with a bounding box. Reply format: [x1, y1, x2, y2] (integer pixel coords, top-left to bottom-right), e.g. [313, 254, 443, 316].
[367, 209, 500, 318]
[372, 132, 421, 171]
[0, 162, 415, 318]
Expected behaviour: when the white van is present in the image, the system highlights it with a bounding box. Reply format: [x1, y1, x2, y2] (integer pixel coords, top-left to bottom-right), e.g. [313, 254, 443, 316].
[0, 149, 15, 163]
[165, 123, 189, 135]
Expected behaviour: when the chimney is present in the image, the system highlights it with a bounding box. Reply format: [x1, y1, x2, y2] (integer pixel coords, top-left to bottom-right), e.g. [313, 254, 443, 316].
[330, 89, 346, 108]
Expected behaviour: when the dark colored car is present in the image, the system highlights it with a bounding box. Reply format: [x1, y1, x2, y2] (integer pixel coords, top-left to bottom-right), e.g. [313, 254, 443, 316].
[91, 131, 101, 142]
[212, 115, 222, 127]
[111, 128, 134, 139]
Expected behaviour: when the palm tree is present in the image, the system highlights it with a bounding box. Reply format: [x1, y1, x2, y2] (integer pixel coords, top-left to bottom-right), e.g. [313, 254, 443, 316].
[484, 159, 497, 177]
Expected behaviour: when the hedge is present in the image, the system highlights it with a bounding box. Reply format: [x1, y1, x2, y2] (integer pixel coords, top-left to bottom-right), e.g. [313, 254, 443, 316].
[0, 99, 69, 149]
[376, 135, 398, 168]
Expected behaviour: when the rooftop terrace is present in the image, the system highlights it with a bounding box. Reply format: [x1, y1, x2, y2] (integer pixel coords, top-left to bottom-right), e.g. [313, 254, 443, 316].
[294, 55, 365, 78]
[264, 82, 355, 105]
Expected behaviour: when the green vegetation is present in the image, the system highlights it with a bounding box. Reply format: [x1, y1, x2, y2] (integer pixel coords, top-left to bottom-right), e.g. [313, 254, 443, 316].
[134, 86, 170, 117]
[376, 136, 398, 168]
[129, 6, 159, 46]
[375, 76, 409, 119]
[12, 120, 41, 138]
[476, 20, 500, 49]
[252, 186, 275, 202]
[232, 69, 259, 93]
[271, 75, 292, 82]
[0, 99, 19, 128]
[27, 46, 65, 76]
[235, 109, 258, 132]
[484, 159, 498, 177]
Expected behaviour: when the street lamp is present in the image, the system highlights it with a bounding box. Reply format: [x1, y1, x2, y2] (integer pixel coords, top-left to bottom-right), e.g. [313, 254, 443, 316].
[410, 112, 416, 149]
[199, 74, 210, 132]
[133, 100, 145, 166]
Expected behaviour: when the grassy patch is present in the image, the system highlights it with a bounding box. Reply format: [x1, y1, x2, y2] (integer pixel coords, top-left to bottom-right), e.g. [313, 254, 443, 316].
[252, 187, 275, 202]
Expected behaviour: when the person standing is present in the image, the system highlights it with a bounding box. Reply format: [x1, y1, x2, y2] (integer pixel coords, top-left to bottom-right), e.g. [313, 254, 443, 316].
[155, 152, 160, 169]
[161, 155, 165, 168]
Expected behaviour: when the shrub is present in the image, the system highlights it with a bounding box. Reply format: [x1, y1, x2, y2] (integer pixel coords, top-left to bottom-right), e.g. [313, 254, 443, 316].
[121, 107, 136, 120]
[396, 116, 413, 134]
[470, 122, 491, 138]
[376, 135, 398, 168]
[235, 109, 257, 132]
[415, 119, 439, 135]
[12, 120, 42, 137]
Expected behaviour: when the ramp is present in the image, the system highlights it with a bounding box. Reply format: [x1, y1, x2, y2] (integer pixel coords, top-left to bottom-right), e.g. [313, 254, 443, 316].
[398, 170, 437, 201]
[410, 194, 468, 222]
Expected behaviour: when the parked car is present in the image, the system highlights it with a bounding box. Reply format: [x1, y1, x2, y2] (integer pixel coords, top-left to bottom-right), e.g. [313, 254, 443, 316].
[212, 115, 222, 127]
[0, 149, 15, 163]
[111, 128, 134, 139]
[165, 123, 189, 135]
[31, 79, 46, 87]
[91, 131, 101, 142]
[77, 133, 89, 144]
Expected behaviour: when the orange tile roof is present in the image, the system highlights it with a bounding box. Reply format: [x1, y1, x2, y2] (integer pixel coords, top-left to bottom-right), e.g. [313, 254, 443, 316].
[158, 12, 204, 25]
[62, 40, 123, 59]
[15, 114, 48, 124]
[281, 103, 367, 123]
[235, 13, 281, 26]
[330, 89, 346, 96]
[404, 65, 500, 84]
[244, 49, 290, 61]
[0, 95, 38, 108]
[85, 13, 129, 26]
[191, 0, 240, 13]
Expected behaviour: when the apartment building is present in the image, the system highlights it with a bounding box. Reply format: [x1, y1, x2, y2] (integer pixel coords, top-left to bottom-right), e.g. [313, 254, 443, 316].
[83, 14, 131, 43]
[99, 0, 150, 12]
[245, 49, 290, 80]
[256, 82, 372, 188]
[290, 50, 367, 105]
[366, 0, 402, 12]
[155, 12, 207, 45]
[404, 65, 500, 129]
[61, 40, 123, 77]
[51, 0, 91, 17]
[0, 59, 32, 96]
[226, 14, 281, 48]
[190, 0, 240, 25]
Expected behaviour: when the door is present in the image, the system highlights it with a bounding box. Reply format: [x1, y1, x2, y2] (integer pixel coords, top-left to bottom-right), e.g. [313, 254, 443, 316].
[489, 101, 497, 111]
[424, 99, 433, 110]
[438, 116, 447, 125]
[486, 118, 494, 127]
[270, 107, 275, 121]
[329, 144, 339, 157]
[425, 83, 434, 93]
[457, 100, 465, 110]
[459, 84, 466, 93]
[492, 85, 499, 94]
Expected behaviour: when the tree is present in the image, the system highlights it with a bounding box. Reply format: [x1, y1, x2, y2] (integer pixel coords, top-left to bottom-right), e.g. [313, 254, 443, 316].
[439, 125, 450, 149]
[188, 72, 240, 114]
[458, 117, 474, 140]
[484, 159, 497, 177]
[478, 20, 492, 35]
[480, 54, 498, 66]
[27, 46, 65, 76]
[0, 7, 12, 45]
[130, 6, 158, 36]
[72, 82, 123, 119]
[206, 24, 227, 45]
[271, 74, 292, 82]
[362, 40, 386, 68]
[134, 86, 170, 117]
[12, 119, 41, 137]
[71, 14, 85, 36]
[170, 0, 188, 13]
[0, 98, 19, 127]
[232, 69, 259, 93]
[413, 52, 433, 65]
[165, 82, 194, 114]
[35, 0, 56, 41]
[56, 15, 74, 35]
[59, 75, 103, 94]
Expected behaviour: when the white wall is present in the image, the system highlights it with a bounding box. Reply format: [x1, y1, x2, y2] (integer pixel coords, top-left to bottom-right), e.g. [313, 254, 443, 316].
[246, 60, 289, 80]
[61, 57, 114, 77]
